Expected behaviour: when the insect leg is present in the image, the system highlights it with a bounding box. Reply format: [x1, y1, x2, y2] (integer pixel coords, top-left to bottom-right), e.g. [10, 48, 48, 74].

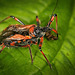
[47, 14, 57, 31]
[39, 36, 52, 69]
[0, 43, 4, 46]
[52, 28, 58, 38]
[0, 45, 5, 53]
[28, 45, 33, 64]
[36, 16, 40, 28]
[0, 16, 25, 25]
[40, 49, 52, 69]
[21, 44, 33, 63]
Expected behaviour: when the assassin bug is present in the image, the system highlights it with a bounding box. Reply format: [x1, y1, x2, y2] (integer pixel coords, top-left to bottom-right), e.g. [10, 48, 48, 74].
[0, 1, 58, 69]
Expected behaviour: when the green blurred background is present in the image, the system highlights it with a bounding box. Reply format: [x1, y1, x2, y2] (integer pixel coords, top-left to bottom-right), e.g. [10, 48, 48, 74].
[0, 0, 75, 75]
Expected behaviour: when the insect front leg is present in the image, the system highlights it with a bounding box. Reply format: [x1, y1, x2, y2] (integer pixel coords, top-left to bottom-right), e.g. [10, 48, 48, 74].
[47, 14, 57, 31]
[39, 36, 52, 69]
[0, 16, 25, 25]
[52, 28, 58, 38]
[46, 28, 58, 40]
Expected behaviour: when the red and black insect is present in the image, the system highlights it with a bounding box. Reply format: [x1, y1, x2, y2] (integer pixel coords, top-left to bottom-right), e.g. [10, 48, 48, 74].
[0, 14, 58, 68]
[0, 1, 58, 69]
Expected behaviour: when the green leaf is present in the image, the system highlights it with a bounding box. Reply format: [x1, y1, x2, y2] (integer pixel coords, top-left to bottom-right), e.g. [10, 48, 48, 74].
[0, 0, 75, 75]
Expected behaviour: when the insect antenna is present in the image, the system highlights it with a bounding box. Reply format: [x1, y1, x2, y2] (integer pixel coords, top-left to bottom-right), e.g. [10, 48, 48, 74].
[47, 0, 58, 27]
[51, 0, 58, 16]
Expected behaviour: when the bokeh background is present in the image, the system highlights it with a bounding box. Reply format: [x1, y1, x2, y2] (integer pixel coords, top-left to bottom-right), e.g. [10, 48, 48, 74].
[0, 0, 75, 75]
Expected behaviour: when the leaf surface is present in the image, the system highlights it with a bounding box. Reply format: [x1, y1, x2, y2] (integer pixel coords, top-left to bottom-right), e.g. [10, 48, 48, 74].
[0, 0, 75, 75]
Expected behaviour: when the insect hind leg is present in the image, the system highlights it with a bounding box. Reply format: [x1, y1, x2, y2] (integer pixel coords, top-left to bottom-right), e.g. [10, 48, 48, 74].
[0, 45, 5, 53]
[0, 16, 25, 25]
